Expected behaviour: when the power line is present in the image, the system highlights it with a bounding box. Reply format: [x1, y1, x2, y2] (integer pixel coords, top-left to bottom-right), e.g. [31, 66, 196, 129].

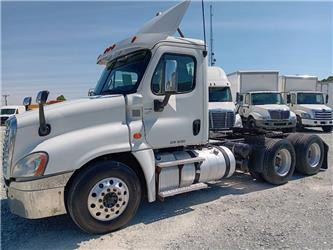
[209, 2, 216, 66]
[2, 94, 9, 106]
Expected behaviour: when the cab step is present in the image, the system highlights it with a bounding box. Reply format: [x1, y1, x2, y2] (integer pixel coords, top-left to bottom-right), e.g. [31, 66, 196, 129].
[158, 183, 208, 200]
[156, 156, 205, 168]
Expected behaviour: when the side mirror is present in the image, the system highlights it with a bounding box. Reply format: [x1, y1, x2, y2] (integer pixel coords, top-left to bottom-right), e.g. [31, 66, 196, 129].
[36, 90, 50, 136]
[36, 90, 49, 104]
[164, 59, 178, 94]
[88, 88, 95, 96]
[236, 93, 243, 103]
[23, 97, 32, 111]
[154, 59, 178, 112]
[286, 94, 291, 104]
[326, 94, 329, 104]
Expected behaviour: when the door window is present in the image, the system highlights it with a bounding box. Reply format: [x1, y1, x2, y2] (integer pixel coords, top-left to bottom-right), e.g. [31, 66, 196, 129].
[151, 54, 196, 95]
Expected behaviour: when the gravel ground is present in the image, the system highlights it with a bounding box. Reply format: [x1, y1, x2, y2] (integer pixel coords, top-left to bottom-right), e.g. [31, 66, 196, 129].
[1, 129, 332, 250]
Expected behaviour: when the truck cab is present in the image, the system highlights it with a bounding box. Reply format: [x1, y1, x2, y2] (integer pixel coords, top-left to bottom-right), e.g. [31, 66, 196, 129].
[208, 66, 242, 133]
[280, 75, 333, 132]
[228, 71, 296, 132]
[0, 105, 25, 126]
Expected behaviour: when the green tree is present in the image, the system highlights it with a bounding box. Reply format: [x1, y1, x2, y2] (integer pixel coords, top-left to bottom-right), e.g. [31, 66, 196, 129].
[320, 76, 333, 82]
[56, 95, 66, 101]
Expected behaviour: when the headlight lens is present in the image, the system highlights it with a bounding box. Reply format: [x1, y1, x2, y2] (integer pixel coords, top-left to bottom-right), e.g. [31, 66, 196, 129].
[301, 113, 311, 119]
[12, 152, 48, 178]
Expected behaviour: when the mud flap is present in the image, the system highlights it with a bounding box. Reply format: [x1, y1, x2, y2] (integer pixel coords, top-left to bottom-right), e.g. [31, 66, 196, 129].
[321, 141, 329, 170]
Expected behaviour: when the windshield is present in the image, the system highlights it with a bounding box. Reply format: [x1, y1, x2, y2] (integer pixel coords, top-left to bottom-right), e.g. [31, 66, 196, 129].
[0, 109, 16, 115]
[94, 50, 151, 95]
[209, 87, 232, 102]
[251, 93, 284, 105]
[297, 93, 324, 104]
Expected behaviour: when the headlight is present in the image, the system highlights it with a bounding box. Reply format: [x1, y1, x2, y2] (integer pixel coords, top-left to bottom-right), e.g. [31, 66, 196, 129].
[301, 113, 311, 119]
[12, 152, 48, 178]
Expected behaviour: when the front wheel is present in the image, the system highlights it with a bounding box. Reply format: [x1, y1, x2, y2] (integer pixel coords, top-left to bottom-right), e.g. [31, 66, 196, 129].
[322, 126, 333, 133]
[66, 160, 142, 234]
[261, 139, 296, 185]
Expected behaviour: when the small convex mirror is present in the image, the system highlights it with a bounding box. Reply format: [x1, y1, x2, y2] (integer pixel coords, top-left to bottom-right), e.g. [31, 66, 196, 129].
[286, 94, 291, 104]
[88, 88, 95, 96]
[164, 59, 177, 94]
[36, 90, 49, 104]
[23, 97, 32, 106]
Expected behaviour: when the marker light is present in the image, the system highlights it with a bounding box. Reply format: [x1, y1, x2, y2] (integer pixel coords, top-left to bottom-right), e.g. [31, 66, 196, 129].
[133, 133, 142, 139]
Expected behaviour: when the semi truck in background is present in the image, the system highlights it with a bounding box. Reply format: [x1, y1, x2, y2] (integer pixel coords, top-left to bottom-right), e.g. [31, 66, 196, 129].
[2, 1, 328, 234]
[316, 81, 333, 109]
[228, 71, 296, 132]
[208, 66, 242, 134]
[279, 75, 333, 132]
[0, 106, 26, 126]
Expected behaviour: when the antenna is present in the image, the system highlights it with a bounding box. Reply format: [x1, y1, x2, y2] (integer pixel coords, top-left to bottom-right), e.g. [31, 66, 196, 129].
[201, 0, 207, 52]
[209, 2, 216, 66]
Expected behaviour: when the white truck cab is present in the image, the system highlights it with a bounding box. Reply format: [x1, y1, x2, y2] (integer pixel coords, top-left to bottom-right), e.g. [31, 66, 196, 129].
[228, 71, 296, 132]
[280, 75, 333, 132]
[0, 105, 25, 126]
[3, 1, 328, 234]
[208, 66, 242, 133]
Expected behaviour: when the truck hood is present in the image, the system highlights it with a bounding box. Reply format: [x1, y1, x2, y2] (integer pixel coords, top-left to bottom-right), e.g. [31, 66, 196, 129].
[208, 102, 236, 112]
[13, 95, 127, 167]
[254, 104, 290, 111]
[297, 104, 332, 112]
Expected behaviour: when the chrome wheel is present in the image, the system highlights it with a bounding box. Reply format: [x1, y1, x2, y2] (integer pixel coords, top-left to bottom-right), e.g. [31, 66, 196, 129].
[88, 177, 129, 221]
[307, 143, 321, 168]
[274, 149, 292, 177]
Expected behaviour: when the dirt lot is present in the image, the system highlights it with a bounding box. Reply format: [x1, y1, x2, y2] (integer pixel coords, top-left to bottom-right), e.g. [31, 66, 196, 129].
[1, 129, 332, 250]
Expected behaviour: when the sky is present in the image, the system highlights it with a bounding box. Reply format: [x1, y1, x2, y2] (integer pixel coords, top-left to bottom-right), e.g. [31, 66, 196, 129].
[1, 1, 332, 105]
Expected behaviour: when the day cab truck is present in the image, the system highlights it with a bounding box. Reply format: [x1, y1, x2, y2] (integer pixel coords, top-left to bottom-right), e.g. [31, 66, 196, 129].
[279, 75, 333, 132]
[208, 66, 242, 134]
[0, 105, 26, 126]
[228, 70, 296, 132]
[3, 1, 328, 234]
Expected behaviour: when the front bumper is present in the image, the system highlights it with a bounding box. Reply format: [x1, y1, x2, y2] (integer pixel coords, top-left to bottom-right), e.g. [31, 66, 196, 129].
[5, 172, 73, 219]
[255, 119, 296, 130]
[301, 119, 333, 127]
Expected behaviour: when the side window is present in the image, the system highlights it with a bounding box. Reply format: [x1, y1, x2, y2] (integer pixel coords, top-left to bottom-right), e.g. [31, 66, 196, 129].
[151, 54, 196, 95]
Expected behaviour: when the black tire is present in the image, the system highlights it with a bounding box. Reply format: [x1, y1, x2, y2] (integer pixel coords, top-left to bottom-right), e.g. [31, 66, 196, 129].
[246, 117, 257, 129]
[67, 160, 142, 234]
[287, 133, 324, 175]
[322, 126, 333, 133]
[261, 139, 296, 185]
[249, 169, 265, 182]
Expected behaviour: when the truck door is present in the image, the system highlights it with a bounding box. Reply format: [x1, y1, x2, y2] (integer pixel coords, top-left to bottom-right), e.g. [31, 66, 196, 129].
[142, 46, 205, 149]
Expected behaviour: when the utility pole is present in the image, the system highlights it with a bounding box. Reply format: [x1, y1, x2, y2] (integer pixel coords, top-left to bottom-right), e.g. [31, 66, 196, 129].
[2, 94, 9, 106]
[209, 2, 216, 66]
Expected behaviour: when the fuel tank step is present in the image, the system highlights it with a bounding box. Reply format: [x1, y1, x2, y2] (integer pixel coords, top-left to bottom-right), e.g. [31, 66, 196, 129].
[158, 182, 208, 200]
[156, 156, 205, 168]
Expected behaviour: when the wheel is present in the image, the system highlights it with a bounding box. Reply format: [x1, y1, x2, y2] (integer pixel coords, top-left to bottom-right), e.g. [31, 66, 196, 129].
[249, 169, 265, 182]
[296, 116, 303, 131]
[261, 139, 296, 185]
[287, 133, 324, 175]
[66, 160, 142, 234]
[322, 126, 333, 133]
[246, 117, 257, 129]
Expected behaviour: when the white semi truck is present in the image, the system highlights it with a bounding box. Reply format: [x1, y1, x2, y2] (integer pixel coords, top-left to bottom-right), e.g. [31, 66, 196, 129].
[208, 66, 242, 133]
[228, 71, 296, 132]
[279, 75, 333, 132]
[3, 1, 328, 234]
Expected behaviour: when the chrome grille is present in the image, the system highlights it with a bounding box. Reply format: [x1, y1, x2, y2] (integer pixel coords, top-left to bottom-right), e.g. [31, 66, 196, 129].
[314, 111, 332, 120]
[209, 110, 235, 131]
[2, 123, 10, 178]
[2, 117, 17, 179]
[269, 110, 290, 120]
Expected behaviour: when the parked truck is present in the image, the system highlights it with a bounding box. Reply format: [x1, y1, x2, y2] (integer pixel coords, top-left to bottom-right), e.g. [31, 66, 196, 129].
[0, 106, 26, 126]
[279, 75, 333, 132]
[208, 66, 242, 134]
[228, 70, 296, 132]
[3, 1, 328, 234]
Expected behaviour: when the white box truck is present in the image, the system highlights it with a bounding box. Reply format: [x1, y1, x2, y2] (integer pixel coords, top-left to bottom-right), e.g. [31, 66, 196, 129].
[279, 75, 332, 132]
[316, 81, 333, 109]
[3, 1, 328, 234]
[228, 71, 296, 132]
[208, 66, 242, 133]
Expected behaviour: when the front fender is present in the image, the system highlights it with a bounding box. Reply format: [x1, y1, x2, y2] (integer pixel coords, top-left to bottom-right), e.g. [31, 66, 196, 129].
[33, 122, 130, 175]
